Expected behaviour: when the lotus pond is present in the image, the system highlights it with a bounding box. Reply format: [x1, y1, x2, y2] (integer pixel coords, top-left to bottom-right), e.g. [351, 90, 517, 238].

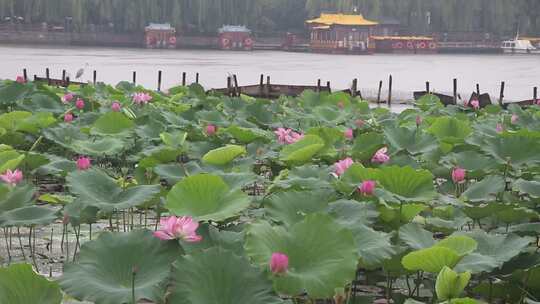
[1, 78, 540, 304]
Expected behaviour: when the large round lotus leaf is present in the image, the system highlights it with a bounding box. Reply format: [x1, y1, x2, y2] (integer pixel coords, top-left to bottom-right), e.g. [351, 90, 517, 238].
[427, 116, 472, 144]
[352, 225, 396, 269]
[244, 213, 357, 298]
[514, 179, 540, 198]
[0, 111, 31, 132]
[305, 127, 343, 156]
[0, 184, 34, 212]
[59, 230, 180, 304]
[91, 112, 135, 135]
[19, 93, 64, 114]
[67, 169, 160, 212]
[481, 134, 540, 166]
[166, 173, 250, 221]
[160, 130, 188, 148]
[0, 81, 30, 105]
[383, 126, 438, 155]
[72, 137, 128, 156]
[435, 266, 471, 301]
[440, 151, 496, 174]
[460, 175, 505, 203]
[153, 162, 202, 184]
[0, 206, 58, 227]
[272, 164, 333, 191]
[16, 112, 56, 134]
[264, 190, 335, 226]
[402, 246, 461, 273]
[0, 150, 25, 173]
[336, 164, 380, 194]
[42, 125, 87, 149]
[434, 235, 478, 256]
[328, 200, 379, 228]
[202, 145, 246, 166]
[224, 125, 270, 143]
[351, 132, 385, 162]
[399, 223, 436, 250]
[376, 166, 436, 202]
[0, 263, 62, 304]
[279, 135, 324, 165]
[169, 247, 285, 304]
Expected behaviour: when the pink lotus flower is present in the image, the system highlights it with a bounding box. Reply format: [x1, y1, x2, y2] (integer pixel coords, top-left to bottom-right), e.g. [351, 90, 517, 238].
[355, 119, 365, 128]
[64, 112, 74, 123]
[0, 169, 23, 186]
[274, 128, 304, 144]
[470, 99, 480, 110]
[153, 216, 202, 242]
[76, 156, 91, 170]
[75, 98, 85, 110]
[334, 157, 354, 176]
[16, 76, 25, 84]
[371, 147, 390, 164]
[358, 180, 376, 196]
[511, 114, 519, 124]
[496, 123, 504, 133]
[206, 124, 217, 136]
[416, 115, 422, 126]
[451, 167, 466, 184]
[344, 128, 354, 140]
[269, 252, 289, 274]
[133, 92, 153, 105]
[62, 93, 74, 104]
[111, 101, 121, 112]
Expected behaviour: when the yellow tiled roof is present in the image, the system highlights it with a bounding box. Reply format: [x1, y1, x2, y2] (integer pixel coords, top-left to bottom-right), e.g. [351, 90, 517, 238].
[306, 13, 378, 26]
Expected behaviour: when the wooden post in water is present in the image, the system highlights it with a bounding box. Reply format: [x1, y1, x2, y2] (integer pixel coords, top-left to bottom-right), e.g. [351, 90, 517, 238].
[46, 68, 51, 85]
[182, 72, 186, 86]
[534, 87, 538, 102]
[351, 79, 357, 97]
[227, 76, 232, 96]
[23, 69, 28, 81]
[387, 75, 393, 106]
[476, 84, 480, 95]
[259, 74, 264, 96]
[233, 75, 239, 97]
[498, 81, 505, 106]
[62, 70, 66, 82]
[266, 76, 271, 98]
[453, 78, 458, 104]
[317, 79, 321, 92]
[426, 81, 430, 94]
[326, 81, 331, 93]
[195, 73, 199, 84]
[65, 76, 70, 87]
[93, 70, 97, 85]
[377, 80, 383, 104]
[132, 71, 137, 84]
[157, 70, 162, 92]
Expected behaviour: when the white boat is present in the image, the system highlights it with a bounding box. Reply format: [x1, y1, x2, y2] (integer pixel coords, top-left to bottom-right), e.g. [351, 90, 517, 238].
[501, 39, 540, 54]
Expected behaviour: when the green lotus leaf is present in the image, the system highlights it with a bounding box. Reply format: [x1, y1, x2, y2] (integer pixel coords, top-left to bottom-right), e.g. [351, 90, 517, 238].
[35, 154, 76, 176]
[415, 93, 443, 111]
[72, 137, 128, 156]
[351, 132, 385, 162]
[202, 145, 246, 166]
[0, 111, 32, 132]
[384, 126, 438, 155]
[353, 225, 396, 269]
[399, 223, 436, 250]
[377, 166, 436, 202]
[0, 81, 30, 105]
[336, 163, 380, 194]
[313, 106, 347, 124]
[153, 162, 202, 184]
[496, 207, 537, 224]
[181, 224, 244, 256]
[402, 246, 461, 273]
[279, 135, 324, 165]
[264, 190, 336, 226]
[0, 150, 25, 173]
[440, 151, 496, 175]
[434, 235, 478, 256]
[59, 230, 180, 304]
[224, 125, 270, 143]
[460, 175, 505, 203]
[19, 93, 64, 114]
[454, 230, 533, 273]
[67, 169, 160, 212]
[306, 127, 343, 156]
[0, 206, 58, 227]
[435, 266, 471, 301]
[379, 203, 427, 226]
[328, 199, 380, 228]
[17, 112, 56, 134]
[514, 179, 540, 198]
[0, 184, 34, 212]
[428, 116, 472, 146]
[166, 173, 250, 221]
[481, 134, 540, 166]
[160, 130, 188, 148]
[271, 164, 333, 191]
[244, 213, 357, 298]
[169, 247, 285, 304]
[91, 112, 135, 135]
[42, 124, 87, 149]
[0, 263, 62, 304]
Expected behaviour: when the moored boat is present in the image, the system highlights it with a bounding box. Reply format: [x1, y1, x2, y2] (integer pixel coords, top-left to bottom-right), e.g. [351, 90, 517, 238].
[501, 39, 540, 54]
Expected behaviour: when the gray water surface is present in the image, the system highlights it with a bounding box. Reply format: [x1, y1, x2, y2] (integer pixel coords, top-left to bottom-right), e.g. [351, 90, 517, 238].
[0, 44, 538, 101]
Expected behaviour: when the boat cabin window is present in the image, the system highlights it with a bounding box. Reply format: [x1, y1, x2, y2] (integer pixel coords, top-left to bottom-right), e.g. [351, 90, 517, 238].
[503, 42, 516, 48]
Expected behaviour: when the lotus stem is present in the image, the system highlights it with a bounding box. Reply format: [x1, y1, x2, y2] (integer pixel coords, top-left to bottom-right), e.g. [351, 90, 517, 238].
[73, 225, 81, 262]
[60, 224, 66, 253]
[49, 227, 53, 277]
[89, 224, 92, 240]
[29, 226, 40, 273]
[16, 227, 26, 261]
[28, 135, 43, 152]
[3, 227, 11, 264]
[131, 266, 137, 304]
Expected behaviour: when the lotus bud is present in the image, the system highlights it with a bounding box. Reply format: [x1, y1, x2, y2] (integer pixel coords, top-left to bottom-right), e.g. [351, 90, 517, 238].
[344, 128, 354, 140]
[451, 167, 466, 184]
[75, 98, 85, 110]
[269, 252, 289, 274]
[358, 180, 376, 196]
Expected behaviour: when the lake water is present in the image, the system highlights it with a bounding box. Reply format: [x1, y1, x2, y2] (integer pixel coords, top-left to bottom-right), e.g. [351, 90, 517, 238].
[0, 44, 539, 102]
